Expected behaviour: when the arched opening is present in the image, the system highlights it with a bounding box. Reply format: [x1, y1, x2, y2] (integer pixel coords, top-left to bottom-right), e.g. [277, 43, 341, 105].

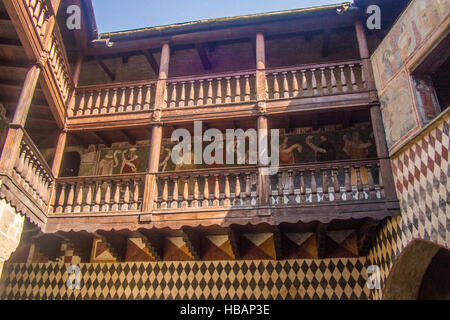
[59, 151, 81, 177]
[383, 240, 449, 300]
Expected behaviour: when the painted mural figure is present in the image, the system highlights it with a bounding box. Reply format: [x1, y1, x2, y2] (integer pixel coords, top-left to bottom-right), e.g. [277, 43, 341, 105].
[343, 132, 373, 185]
[306, 135, 336, 162]
[121, 148, 140, 174]
[97, 150, 120, 175]
[159, 147, 172, 172]
[279, 136, 303, 165]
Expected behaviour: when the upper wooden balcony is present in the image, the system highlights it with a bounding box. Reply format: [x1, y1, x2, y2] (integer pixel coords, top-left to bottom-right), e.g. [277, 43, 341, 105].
[67, 59, 372, 130]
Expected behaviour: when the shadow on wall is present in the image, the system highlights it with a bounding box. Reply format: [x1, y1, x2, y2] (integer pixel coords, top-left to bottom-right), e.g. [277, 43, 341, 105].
[383, 240, 450, 300]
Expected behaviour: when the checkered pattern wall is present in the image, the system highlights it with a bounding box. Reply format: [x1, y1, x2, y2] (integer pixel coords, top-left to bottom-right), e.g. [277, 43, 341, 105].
[0, 258, 370, 300]
[368, 116, 449, 300]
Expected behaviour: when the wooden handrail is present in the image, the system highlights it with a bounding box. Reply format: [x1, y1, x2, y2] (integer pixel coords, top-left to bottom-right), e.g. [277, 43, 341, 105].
[167, 69, 256, 83]
[56, 172, 146, 183]
[156, 165, 258, 177]
[265, 59, 363, 74]
[76, 79, 158, 92]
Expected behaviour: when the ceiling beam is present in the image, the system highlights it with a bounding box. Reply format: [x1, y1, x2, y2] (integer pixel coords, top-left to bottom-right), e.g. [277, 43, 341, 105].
[120, 130, 136, 145]
[69, 134, 89, 149]
[92, 131, 112, 147]
[142, 50, 159, 75]
[95, 56, 115, 81]
[0, 37, 22, 48]
[195, 44, 212, 70]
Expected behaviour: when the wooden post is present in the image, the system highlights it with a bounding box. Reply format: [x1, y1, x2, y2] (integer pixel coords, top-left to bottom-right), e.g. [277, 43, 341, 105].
[370, 105, 397, 201]
[355, 19, 375, 90]
[255, 31, 267, 102]
[0, 65, 41, 175]
[51, 130, 67, 177]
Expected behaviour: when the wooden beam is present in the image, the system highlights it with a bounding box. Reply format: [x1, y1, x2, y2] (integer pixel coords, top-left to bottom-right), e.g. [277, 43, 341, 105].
[92, 131, 112, 147]
[120, 130, 136, 145]
[69, 133, 89, 149]
[142, 50, 159, 75]
[95, 56, 115, 81]
[195, 44, 212, 70]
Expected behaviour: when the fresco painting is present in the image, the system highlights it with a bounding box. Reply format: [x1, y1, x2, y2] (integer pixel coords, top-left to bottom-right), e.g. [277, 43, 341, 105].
[411, 75, 442, 126]
[379, 71, 418, 148]
[96, 145, 149, 175]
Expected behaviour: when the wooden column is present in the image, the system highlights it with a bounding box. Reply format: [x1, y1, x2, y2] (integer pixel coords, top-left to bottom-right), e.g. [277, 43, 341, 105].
[51, 130, 67, 177]
[143, 42, 170, 212]
[67, 55, 83, 116]
[255, 32, 270, 206]
[370, 105, 397, 201]
[355, 19, 375, 90]
[0, 65, 41, 175]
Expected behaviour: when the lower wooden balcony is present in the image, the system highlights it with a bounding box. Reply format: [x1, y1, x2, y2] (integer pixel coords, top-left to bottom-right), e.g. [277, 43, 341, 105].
[43, 158, 400, 233]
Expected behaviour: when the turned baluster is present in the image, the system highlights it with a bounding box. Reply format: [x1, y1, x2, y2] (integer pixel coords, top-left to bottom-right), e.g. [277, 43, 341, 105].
[206, 79, 213, 104]
[179, 82, 186, 107]
[311, 69, 318, 96]
[356, 166, 364, 200]
[132, 180, 140, 210]
[92, 90, 101, 115]
[110, 88, 118, 113]
[277, 172, 284, 205]
[25, 154, 35, 186]
[299, 170, 306, 203]
[330, 67, 338, 94]
[143, 84, 152, 110]
[378, 163, 385, 199]
[65, 183, 75, 213]
[111, 180, 121, 211]
[171, 177, 179, 208]
[349, 64, 358, 91]
[15, 147, 26, 179]
[127, 87, 135, 111]
[339, 65, 347, 92]
[101, 89, 110, 113]
[332, 168, 341, 201]
[291, 71, 299, 97]
[135, 86, 143, 110]
[301, 70, 308, 96]
[103, 181, 112, 211]
[288, 170, 295, 203]
[182, 176, 189, 208]
[215, 78, 223, 104]
[188, 81, 195, 107]
[73, 183, 83, 212]
[272, 73, 280, 99]
[234, 173, 241, 206]
[367, 165, 376, 199]
[197, 80, 204, 106]
[213, 175, 220, 206]
[161, 177, 169, 208]
[234, 76, 241, 102]
[265, 76, 269, 99]
[320, 68, 328, 95]
[225, 77, 232, 103]
[202, 175, 210, 207]
[168, 83, 177, 108]
[310, 169, 318, 202]
[85, 91, 94, 115]
[56, 183, 66, 213]
[223, 174, 231, 206]
[118, 87, 126, 112]
[93, 182, 102, 212]
[84, 183, 92, 212]
[77, 91, 86, 116]
[244, 172, 252, 205]
[322, 168, 329, 201]
[360, 62, 366, 88]
[244, 75, 251, 101]
[122, 180, 130, 210]
[192, 176, 199, 207]
[282, 72, 289, 98]
[344, 166, 351, 200]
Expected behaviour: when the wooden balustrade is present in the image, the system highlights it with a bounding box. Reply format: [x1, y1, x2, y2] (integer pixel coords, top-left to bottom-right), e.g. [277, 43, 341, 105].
[154, 167, 259, 209]
[73, 81, 157, 116]
[12, 129, 54, 210]
[53, 174, 146, 214]
[23, 0, 51, 44]
[268, 159, 383, 205]
[266, 60, 366, 100]
[166, 71, 256, 108]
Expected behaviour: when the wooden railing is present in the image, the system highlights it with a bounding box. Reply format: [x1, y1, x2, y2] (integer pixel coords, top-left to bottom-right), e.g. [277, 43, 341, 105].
[166, 70, 257, 109]
[154, 167, 259, 209]
[53, 173, 146, 214]
[12, 129, 54, 210]
[268, 159, 384, 205]
[73, 80, 158, 116]
[266, 60, 366, 99]
[23, 0, 51, 44]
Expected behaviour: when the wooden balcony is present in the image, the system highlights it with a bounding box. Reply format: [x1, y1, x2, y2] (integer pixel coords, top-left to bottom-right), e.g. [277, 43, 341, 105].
[43, 158, 400, 233]
[67, 59, 373, 129]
